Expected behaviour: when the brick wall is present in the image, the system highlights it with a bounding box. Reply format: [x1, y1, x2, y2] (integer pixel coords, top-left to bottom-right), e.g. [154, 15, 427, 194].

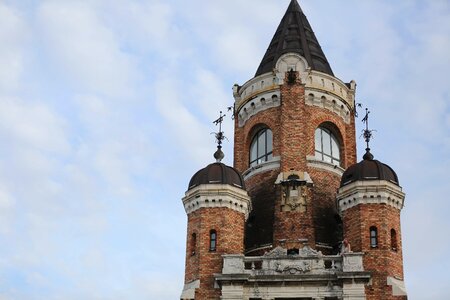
[343, 203, 405, 300]
[184, 207, 245, 299]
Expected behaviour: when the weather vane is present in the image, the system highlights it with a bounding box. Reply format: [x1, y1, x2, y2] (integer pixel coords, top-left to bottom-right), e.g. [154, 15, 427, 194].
[361, 107, 375, 160]
[212, 111, 227, 162]
[361, 108, 372, 148]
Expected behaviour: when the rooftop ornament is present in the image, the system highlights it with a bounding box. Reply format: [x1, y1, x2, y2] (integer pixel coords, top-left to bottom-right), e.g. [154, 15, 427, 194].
[361, 107, 375, 160]
[212, 111, 227, 162]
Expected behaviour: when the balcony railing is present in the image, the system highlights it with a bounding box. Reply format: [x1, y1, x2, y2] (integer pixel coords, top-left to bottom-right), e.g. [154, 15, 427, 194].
[222, 247, 363, 276]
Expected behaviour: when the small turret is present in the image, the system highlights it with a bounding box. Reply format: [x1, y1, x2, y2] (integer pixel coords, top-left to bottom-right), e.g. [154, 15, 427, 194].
[180, 113, 251, 300]
[337, 110, 407, 299]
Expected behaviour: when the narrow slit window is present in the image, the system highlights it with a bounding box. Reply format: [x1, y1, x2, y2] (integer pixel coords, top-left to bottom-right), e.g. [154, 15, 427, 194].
[209, 230, 217, 251]
[191, 233, 197, 255]
[370, 226, 378, 248]
[391, 229, 397, 251]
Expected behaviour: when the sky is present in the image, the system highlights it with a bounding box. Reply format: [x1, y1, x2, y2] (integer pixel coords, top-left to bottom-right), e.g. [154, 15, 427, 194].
[0, 0, 449, 299]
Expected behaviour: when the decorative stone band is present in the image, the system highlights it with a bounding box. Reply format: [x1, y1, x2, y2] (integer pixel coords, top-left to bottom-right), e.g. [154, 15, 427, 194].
[237, 90, 281, 127]
[305, 88, 351, 124]
[387, 276, 408, 296]
[242, 156, 281, 180]
[305, 70, 355, 108]
[233, 72, 279, 109]
[180, 279, 199, 300]
[182, 184, 252, 219]
[337, 180, 405, 212]
[233, 55, 355, 113]
[306, 156, 345, 176]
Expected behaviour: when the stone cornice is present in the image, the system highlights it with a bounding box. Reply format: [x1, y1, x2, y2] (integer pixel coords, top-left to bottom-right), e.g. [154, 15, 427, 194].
[304, 88, 351, 124]
[182, 184, 251, 219]
[337, 180, 405, 212]
[236, 90, 281, 127]
[234, 64, 355, 112]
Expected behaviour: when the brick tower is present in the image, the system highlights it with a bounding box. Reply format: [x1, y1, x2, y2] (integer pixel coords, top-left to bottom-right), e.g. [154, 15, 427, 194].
[337, 147, 407, 299]
[180, 1, 408, 299]
[233, 0, 357, 255]
[180, 144, 251, 299]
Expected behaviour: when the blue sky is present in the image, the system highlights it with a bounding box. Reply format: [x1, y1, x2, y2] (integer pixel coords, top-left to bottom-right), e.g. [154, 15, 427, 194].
[0, 0, 449, 299]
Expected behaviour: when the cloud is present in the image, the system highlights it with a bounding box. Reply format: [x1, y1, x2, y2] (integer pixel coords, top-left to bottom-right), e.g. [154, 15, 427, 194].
[37, 1, 137, 97]
[154, 74, 212, 164]
[0, 2, 27, 92]
[0, 97, 69, 154]
[0, 1, 448, 299]
[0, 186, 15, 235]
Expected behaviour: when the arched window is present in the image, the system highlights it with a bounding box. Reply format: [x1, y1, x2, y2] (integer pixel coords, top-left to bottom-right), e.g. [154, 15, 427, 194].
[209, 230, 217, 252]
[250, 128, 273, 167]
[370, 226, 378, 248]
[391, 229, 397, 251]
[191, 233, 197, 255]
[315, 127, 340, 165]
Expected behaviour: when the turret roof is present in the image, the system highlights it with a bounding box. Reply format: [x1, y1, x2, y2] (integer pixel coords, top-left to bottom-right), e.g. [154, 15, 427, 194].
[340, 149, 400, 187]
[255, 0, 333, 77]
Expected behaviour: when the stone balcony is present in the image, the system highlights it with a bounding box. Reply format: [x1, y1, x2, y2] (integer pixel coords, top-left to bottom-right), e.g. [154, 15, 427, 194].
[216, 246, 370, 300]
[221, 246, 364, 276]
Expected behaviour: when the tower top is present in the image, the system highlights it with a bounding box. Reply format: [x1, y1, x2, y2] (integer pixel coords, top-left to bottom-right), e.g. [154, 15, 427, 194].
[255, 0, 333, 77]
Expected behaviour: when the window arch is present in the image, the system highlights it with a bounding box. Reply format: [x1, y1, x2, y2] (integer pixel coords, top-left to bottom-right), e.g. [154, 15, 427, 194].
[370, 226, 378, 248]
[391, 229, 397, 251]
[209, 230, 217, 252]
[315, 126, 340, 165]
[250, 128, 273, 167]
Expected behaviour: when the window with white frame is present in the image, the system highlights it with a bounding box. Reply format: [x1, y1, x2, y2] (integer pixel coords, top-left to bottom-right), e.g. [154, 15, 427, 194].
[250, 128, 273, 167]
[315, 127, 340, 165]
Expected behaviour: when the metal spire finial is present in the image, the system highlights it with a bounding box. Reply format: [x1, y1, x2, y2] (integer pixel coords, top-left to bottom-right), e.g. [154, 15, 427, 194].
[361, 107, 374, 160]
[212, 111, 226, 162]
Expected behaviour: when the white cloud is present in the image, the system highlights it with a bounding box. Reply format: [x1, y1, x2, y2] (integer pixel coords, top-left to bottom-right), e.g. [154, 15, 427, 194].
[0, 97, 69, 154]
[37, 1, 137, 97]
[190, 68, 230, 118]
[0, 186, 15, 235]
[0, 2, 27, 92]
[154, 74, 212, 164]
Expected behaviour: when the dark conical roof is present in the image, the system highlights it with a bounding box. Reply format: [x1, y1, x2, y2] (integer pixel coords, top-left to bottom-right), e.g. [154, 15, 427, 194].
[255, 0, 333, 77]
[188, 163, 246, 191]
[340, 149, 399, 187]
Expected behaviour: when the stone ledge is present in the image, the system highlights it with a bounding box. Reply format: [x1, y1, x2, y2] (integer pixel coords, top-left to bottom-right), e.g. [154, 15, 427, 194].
[306, 156, 345, 176]
[243, 156, 281, 180]
[180, 279, 199, 300]
[387, 276, 407, 296]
